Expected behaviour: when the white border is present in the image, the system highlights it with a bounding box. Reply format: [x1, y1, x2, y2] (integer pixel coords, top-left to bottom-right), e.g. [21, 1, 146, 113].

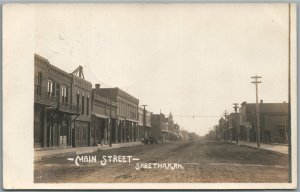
[2, 3, 297, 189]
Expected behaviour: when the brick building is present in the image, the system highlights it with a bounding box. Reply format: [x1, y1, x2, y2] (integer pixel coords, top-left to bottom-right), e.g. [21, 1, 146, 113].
[91, 84, 117, 146]
[138, 106, 152, 140]
[150, 113, 166, 141]
[94, 87, 139, 143]
[239, 101, 289, 143]
[34, 54, 80, 148]
[70, 68, 92, 147]
[162, 112, 174, 140]
[151, 112, 182, 141]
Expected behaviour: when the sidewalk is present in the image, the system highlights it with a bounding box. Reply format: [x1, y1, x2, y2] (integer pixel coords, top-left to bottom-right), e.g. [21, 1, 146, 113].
[34, 142, 143, 161]
[233, 141, 288, 155]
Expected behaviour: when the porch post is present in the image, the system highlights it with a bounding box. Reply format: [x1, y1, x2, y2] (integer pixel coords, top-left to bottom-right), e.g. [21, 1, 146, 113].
[115, 119, 118, 143]
[43, 108, 47, 147]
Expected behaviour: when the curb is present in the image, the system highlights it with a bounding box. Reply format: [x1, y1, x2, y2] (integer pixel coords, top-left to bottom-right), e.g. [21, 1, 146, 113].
[238, 144, 288, 157]
[35, 142, 144, 162]
[35, 151, 77, 162]
[223, 141, 288, 156]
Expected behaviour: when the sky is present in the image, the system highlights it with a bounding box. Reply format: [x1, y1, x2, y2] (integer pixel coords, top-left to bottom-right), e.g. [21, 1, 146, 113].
[34, 3, 290, 136]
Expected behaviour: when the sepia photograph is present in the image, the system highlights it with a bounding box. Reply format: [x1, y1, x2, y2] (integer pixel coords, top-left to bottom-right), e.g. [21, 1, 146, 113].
[3, 2, 297, 190]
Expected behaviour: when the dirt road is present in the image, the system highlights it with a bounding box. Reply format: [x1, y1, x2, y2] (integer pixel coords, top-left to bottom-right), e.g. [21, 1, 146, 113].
[34, 139, 288, 183]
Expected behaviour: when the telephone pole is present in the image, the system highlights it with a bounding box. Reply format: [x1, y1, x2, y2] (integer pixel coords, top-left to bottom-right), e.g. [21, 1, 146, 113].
[223, 110, 228, 141]
[141, 105, 147, 140]
[251, 75, 262, 147]
[233, 103, 239, 144]
[106, 89, 112, 147]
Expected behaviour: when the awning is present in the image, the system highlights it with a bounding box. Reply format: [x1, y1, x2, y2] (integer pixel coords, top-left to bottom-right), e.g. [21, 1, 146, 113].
[92, 112, 109, 119]
[125, 119, 139, 123]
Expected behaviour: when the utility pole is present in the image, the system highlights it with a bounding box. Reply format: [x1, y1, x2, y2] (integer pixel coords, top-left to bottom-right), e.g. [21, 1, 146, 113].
[233, 103, 239, 144]
[141, 105, 147, 140]
[106, 92, 112, 147]
[223, 110, 228, 141]
[251, 75, 262, 147]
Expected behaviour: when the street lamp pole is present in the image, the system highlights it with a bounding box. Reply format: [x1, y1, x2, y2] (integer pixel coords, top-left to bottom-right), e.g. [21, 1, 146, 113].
[251, 75, 262, 147]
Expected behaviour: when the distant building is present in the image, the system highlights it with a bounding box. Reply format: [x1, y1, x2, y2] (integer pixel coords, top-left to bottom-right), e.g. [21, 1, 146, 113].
[150, 113, 165, 141]
[138, 106, 151, 140]
[239, 101, 288, 143]
[218, 117, 227, 141]
[228, 112, 240, 142]
[180, 129, 189, 141]
[188, 132, 198, 141]
[166, 112, 181, 141]
[151, 112, 181, 141]
[162, 112, 174, 140]
[173, 123, 180, 139]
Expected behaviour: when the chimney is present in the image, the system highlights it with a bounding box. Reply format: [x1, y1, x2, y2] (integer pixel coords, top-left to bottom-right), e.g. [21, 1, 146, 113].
[95, 84, 100, 89]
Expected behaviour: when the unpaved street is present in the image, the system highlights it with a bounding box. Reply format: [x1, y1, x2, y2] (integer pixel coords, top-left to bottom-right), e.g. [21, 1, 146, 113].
[34, 139, 288, 183]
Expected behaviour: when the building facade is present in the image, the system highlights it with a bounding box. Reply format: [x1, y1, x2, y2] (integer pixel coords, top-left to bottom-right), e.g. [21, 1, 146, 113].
[151, 112, 182, 141]
[34, 54, 80, 148]
[35, 54, 189, 149]
[70, 70, 92, 147]
[228, 112, 240, 142]
[91, 84, 117, 146]
[239, 101, 289, 143]
[162, 112, 173, 140]
[138, 106, 151, 140]
[150, 113, 165, 141]
[173, 123, 180, 140]
[94, 87, 139, 143]
[180, 129, 189, 141]
[218, 117, 227, 141]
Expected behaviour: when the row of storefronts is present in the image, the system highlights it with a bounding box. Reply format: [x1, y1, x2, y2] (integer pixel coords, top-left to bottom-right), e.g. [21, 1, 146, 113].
[34, 54, 186, 149]
[215, 101, 289, 144]
[151, 112, 185, 141]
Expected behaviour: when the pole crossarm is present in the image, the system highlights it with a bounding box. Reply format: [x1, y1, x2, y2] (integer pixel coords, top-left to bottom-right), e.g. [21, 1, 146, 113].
[251, 75, 262, 85]
[233, 103, 239, 113]
[223, 110, 228, 119]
